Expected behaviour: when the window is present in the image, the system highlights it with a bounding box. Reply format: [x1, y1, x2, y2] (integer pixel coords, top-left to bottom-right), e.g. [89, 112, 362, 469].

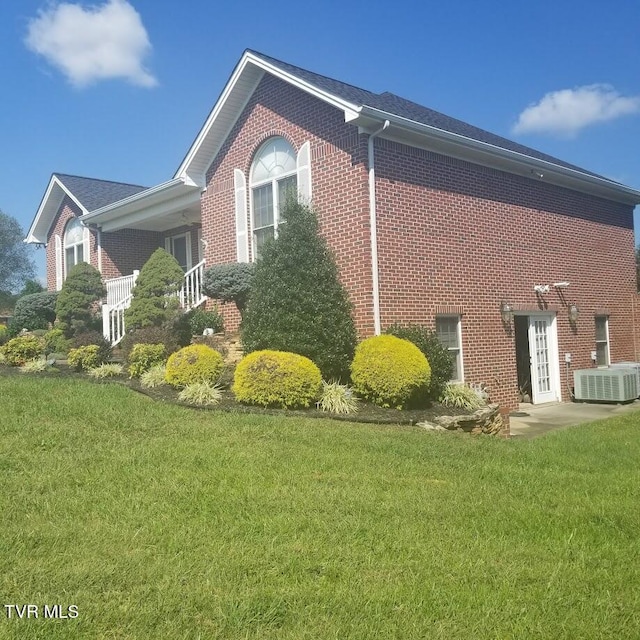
[595, 315, 610, 366]
[436, 316, 463, 382]
[64, 218, 85, 276]
[250, 137, 297, 258]
[165, 233, 192, 272]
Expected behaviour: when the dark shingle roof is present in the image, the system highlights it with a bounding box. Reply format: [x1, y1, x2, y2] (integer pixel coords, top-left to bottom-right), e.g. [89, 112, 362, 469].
[55, 174, 148, 212]
[249, 50, 603, 179]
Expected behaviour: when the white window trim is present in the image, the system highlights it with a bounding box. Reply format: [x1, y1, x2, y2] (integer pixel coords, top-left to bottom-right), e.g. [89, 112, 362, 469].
[63, 218, 88, 278]
[248, 137, 299, 261]
[595, 315, 611, 367]
[436, 315, 464, 383]
[165, 232, 193, 271]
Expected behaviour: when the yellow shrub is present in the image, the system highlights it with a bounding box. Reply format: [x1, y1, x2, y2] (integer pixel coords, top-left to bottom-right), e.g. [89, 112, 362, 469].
[233, 350, 322, 409]
[350, 335, 431, 409]
[165, 344, 224, 388]
[2, 335, 45, 366]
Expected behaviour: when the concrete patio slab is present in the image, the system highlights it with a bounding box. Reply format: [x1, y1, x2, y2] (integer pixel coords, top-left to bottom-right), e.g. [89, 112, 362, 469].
[509, 400, 640, 438]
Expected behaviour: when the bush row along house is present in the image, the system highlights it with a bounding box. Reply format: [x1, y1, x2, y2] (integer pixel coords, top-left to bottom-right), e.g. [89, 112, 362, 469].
[26, 49, 640, 412]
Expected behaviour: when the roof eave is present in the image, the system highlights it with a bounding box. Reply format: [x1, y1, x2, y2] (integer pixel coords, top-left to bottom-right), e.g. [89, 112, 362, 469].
[81, 178, 202, 230]
[357, 106, 640, 206]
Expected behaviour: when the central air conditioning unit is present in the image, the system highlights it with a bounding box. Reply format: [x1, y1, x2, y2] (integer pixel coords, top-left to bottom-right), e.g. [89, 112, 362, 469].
[609, 362, 640, 397]
[574, 368, 639, 403]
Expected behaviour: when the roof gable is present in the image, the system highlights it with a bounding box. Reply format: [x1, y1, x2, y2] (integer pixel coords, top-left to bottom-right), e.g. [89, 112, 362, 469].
[26, 174, 147, 244]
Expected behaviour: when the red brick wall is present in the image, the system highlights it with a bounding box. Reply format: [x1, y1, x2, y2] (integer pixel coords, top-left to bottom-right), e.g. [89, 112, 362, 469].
[201, 74, 372, 335]
[100, 229, 163, 280]
[200, 74, 638, 412]
[373, 138, 637, 410]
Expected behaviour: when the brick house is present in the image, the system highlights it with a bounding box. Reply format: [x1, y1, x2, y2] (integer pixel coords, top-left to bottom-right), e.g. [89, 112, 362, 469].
[26, 50, 640, 412]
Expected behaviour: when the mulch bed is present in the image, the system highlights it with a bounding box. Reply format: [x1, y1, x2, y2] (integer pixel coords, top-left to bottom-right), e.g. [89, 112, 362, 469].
[0, 364, 469, 426]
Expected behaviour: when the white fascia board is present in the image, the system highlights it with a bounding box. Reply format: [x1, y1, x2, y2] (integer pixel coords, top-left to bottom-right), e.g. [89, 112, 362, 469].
[175, 51, 361, 186]
[99, 189, 201, 232]
[83, 178, 200, 227]
[358, 106, 640, 205]
[25, 175, 88, 244]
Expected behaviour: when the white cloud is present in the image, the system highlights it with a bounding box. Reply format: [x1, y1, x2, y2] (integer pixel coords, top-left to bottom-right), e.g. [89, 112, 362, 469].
[25, 0, 157, 88]
[512, 84, 640, 137]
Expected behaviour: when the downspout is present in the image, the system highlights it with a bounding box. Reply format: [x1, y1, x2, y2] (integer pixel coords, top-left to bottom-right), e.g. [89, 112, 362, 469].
[368, 119, 390, 335]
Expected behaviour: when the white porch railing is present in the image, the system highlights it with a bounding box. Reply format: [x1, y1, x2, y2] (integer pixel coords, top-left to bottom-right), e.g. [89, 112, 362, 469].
[102, 294, 133, 346]
[106, 271, 139, 306]
[102, 261, 206, 345]
[179, 259, 206, 310]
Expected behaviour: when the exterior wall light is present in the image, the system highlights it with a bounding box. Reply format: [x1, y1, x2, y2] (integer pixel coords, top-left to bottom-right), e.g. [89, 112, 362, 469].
[500, 301, 513, 325]
[568, 303, 579, 323]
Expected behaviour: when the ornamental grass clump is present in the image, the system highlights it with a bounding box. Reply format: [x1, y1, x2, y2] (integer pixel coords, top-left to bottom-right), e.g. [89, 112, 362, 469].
[19, 357, 51, 373]
[233, 350, 322, 409]
[165, 344, 224, 389]
[317, 381, 359, 415]
[350, 335, 431, 409]
[140, 364, 167, 389]
[88, 363, 124, 379]
[178, 382, 223, 406]
[440, 383, 486, 411]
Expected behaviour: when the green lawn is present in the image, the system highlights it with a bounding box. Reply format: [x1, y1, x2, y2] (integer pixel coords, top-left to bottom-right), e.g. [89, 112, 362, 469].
[1, 374, 639, 639]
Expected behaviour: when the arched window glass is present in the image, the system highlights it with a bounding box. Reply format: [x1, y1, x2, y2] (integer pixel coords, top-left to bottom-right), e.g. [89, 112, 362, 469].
[64, 218, 85, 275]
[250, 137, 297, 258]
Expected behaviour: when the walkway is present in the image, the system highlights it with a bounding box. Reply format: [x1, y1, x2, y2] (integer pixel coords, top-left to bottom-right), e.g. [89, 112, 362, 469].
[509, 400, 640, 438]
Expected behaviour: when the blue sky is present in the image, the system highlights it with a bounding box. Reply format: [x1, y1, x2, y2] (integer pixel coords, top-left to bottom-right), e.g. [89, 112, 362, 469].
[2, 0, 639, 281]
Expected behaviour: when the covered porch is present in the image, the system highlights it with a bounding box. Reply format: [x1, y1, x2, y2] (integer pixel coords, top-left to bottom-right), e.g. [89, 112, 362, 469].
[80, 177, 208, 345]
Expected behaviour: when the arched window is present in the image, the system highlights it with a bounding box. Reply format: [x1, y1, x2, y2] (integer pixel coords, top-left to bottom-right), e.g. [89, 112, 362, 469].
[250, 137, 297, 258]
[64, 218, 85, 275]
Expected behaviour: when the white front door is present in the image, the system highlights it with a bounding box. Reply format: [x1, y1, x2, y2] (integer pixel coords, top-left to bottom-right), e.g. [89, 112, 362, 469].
[528, 314, 560, 404]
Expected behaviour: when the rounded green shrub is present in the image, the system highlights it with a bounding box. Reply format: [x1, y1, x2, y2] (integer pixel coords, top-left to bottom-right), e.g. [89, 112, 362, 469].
[8, 292, 58, 335]
[1, 335, 45, 366]
[0, 324, 8, 345]
[128, 343, 166, 378]
[165, 344, 224, 388]
[233, 350, 322, 409]
[187, 307, 224, 336]
[350, 335, 431, 409]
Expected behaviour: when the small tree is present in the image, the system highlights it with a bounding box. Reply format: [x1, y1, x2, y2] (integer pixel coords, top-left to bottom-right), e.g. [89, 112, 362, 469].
[242, 199, 357, 381]
[124, 248, 184, 331]
[202, 263, 255, 319]
[55, 263, 105, 337]
[0, 210, 36, 294]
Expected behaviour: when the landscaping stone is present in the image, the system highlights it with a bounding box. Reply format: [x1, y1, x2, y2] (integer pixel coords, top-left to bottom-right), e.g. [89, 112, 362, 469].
[417, 404, 503, 435]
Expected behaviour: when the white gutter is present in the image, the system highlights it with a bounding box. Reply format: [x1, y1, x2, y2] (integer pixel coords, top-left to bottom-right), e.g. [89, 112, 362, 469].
[368, 119, 390, 336]
[359, 106, 640, 204]
[82, 177, 195, 223]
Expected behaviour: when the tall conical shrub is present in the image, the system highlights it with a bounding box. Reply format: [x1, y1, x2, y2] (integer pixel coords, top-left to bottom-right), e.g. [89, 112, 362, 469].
[241, 199, 356, 380]
[124, 248, 184, 330]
